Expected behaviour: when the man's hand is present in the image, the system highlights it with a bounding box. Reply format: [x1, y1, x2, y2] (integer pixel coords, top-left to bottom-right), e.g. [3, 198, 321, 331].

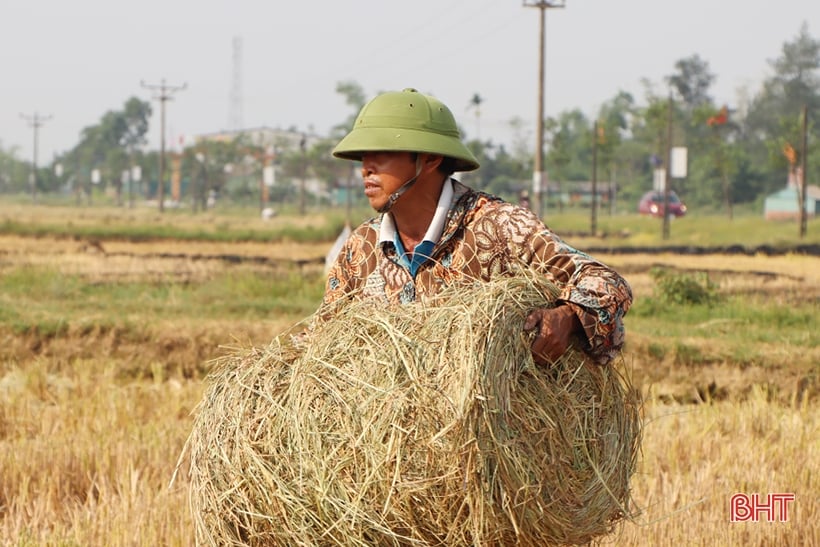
[523, 305, 583, 366]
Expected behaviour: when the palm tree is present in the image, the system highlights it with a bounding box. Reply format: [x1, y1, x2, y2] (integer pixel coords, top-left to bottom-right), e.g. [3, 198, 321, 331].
[467, 93, 484, 141]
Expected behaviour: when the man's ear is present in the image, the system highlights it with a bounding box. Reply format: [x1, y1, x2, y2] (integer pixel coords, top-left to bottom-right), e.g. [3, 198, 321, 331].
[420, 153, 444, 173]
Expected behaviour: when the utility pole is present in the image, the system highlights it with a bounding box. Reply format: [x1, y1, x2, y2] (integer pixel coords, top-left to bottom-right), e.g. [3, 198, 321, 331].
[20, 112, 52, 203]
[591, 120, 598, 236]
[141, 78, 186, 212]
[662, 93, 674, 241]
[799, 104, 809, 238]
[299, 134, 307, 215]
[523, 0, 565, 220]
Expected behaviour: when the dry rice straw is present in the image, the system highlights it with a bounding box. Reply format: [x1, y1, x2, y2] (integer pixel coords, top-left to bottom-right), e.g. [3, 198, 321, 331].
[185, 273, 642, 546]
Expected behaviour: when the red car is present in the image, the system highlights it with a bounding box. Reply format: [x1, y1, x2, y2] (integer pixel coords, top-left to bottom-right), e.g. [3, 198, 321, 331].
[638, 190, 687, 217]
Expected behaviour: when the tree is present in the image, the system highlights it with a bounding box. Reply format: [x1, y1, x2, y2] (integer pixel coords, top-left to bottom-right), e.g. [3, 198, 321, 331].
[333, 81, 367, 137]
[769, 22, 820, 110]
[461, 139, 521, 198]
[629, 88, 670, 188]
[121, 97, 152, 151]
[182, 139, 247, 211]
[506, 116, 534, 164]
[595, 91, 635, 211]
[309, 135, 360, 214]
[68, 97, 152, 205]
[0, 142, 28, 194]
[467, 93, 484, 141]
[745, 22, 820, 194]
[707, 118, 740, 218]
[121, 98, 152, 207]
[666, 54, 715, 111]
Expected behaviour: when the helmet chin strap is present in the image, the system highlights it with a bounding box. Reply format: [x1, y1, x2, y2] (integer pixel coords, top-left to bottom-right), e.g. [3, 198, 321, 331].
[376, 156, 423, 214]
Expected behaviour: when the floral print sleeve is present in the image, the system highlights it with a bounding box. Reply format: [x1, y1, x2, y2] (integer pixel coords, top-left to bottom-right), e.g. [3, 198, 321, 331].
[318, 183, 632, 366]
[493, 204, 632, 365]
[321, 219, 380, 315]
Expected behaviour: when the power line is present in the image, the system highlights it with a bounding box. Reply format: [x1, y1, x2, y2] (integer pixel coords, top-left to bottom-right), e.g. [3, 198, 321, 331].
[20, 111, 52, 203]
[141, 78, 187, 212]
[332, 0, 496, 79]
[395, 11, 523, 84]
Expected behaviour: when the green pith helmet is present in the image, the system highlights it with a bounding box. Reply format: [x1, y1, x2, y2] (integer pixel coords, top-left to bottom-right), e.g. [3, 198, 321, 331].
[332, 88, 480, 172]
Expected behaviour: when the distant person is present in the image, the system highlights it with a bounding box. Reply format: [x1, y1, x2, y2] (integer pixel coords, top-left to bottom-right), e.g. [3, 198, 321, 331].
[320, 88, 632, 366]
[518, 189, 531, 210]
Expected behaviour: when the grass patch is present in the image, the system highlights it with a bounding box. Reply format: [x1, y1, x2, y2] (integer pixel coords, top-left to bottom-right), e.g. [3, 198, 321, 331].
[0, 265, 326, 334]
[0, 217, 347, 244]
[673, 342, 707, 367]
[546, 211, 820, 249]
[649, 267, 720, 305]
[631, 295, 817, 345]
[628, 276, 818, 374]
[2, 201, 818, 249]
[0, 200, 365, 245]
[647, 342, 666, 361]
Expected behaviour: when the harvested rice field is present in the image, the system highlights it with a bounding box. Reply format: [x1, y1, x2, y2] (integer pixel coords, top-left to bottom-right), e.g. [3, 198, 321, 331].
[0, 221, 817, 545]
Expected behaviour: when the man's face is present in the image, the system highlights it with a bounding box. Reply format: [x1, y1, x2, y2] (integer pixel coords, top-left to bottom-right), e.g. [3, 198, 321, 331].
[360, 151, 417, 211]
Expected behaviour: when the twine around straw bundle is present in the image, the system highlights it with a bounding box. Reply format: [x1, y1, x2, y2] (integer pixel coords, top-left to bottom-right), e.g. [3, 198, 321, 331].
[185, 274, 641, 546]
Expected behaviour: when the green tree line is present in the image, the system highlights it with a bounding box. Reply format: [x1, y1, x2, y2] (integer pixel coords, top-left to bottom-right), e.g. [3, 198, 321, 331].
[1, 23, 817, 215]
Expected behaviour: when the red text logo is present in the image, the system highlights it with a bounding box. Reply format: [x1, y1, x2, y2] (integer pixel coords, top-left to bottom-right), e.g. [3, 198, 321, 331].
[730, 493, 795, 522]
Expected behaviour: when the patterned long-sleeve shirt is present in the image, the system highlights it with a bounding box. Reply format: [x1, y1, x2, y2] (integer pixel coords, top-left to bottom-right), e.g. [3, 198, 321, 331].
[321, 180, 632, 365]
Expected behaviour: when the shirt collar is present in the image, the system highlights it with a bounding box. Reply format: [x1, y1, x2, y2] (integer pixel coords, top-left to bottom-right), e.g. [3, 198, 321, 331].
[379, 178, 454, 245]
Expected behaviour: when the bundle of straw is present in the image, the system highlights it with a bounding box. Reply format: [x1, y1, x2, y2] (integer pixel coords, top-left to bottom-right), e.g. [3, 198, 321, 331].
[187, 275, 641, 546]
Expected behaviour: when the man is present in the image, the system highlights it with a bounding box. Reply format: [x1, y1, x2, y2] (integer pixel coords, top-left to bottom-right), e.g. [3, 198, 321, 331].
[322, 88, 631, 366]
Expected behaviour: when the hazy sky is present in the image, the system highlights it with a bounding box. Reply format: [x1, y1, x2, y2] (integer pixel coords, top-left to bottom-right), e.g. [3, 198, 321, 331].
[2, 0, 818, 163]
